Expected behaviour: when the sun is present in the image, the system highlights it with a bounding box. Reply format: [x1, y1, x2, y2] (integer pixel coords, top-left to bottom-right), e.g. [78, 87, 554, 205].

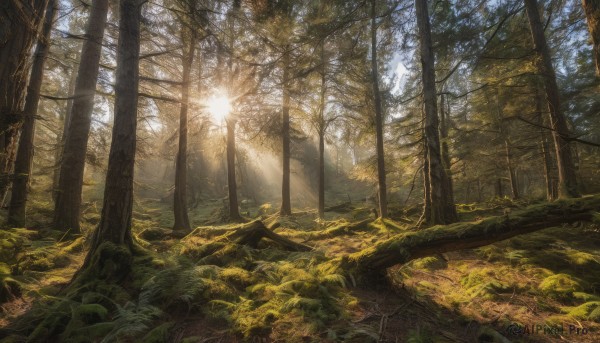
[207, 93, 232, 122]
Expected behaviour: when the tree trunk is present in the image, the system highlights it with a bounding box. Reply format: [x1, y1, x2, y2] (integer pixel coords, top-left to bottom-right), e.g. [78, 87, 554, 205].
[495, 177, 503, 198]
[227, 118, 242, 221]
[52, 64, 78, 203]
[505, 140, 519, 199]
[280, 48, 292, 216]
[7, 0, 57, 227]
[583, 0, 600, 77]
[439, 93, 457, 216]
[0, 0, 49, 202]
[415, 0, 457, 224]
[371, 0, 388, 219]
[524, 0, 580, 198]
[536, 90, 556, 201]
[86, 0, 140, 259]
[172, 31, 196, 231]
[317, 40, 327, 219]
[333, 195, 600, 283]
[53, 0, 110, 231]
[318, 128, 325, 219]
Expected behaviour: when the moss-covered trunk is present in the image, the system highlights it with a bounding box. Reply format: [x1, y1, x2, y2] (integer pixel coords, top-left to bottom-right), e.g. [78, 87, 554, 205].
[333, 195, 600, 284]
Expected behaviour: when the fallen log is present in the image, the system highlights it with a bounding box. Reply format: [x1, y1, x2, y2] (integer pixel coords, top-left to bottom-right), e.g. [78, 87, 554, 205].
[330, 195, 600, 284]
[186, 220, 312, 259]
[324, 202, 353, 213]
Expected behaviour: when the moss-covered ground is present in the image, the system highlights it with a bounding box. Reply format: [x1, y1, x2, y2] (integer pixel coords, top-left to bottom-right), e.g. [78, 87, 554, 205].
[0, 197, 599, 342]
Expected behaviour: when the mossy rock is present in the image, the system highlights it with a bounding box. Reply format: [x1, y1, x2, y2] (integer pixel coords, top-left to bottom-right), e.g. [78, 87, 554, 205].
[138, 227, 173, 241]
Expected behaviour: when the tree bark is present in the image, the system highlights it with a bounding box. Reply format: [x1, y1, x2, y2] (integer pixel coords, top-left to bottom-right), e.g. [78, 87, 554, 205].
[227, 118, 242, 221]
[524, 0, 580, 198]
[536, 90, 556, 201]
[439, 93, 457, 215]
[583, 0, 600, 77]
[317, 40, 327, 219]
[334, 195, 600, 283]
[173, 30, 196, 231]
[505, 140, 519, 200]
[86, 0, 140, 258]
[53, 0, 110, 231]
[280, 48, 292, 216]
[52, 64, 77, 203]
[415, 0, 457, 224]
[7, 0, 57, 227]
[0, 0, 49, 202]
[371, 0, 388, 219]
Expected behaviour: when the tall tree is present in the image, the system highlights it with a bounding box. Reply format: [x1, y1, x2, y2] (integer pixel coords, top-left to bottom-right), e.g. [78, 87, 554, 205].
[524, 0, 580, 198]
[583, 0, 600, 76]
[415, 0, 457, 224]
[226, 0, 242, 222]
[87, 0, 141, 257]
[53, 0, 110, 231]
[280, 47, 292, 216]
[0, 0, 49, 203]
[370, 0, 388, 218]
[7, 0, 58, 227]
[172, 27, 196, 231]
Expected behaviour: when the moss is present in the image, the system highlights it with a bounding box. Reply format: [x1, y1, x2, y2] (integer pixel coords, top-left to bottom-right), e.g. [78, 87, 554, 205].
[137, 227, 173, 241]
[60, 237, 85, 254]
[219, 267, 256, 288]
[75, 242, 133, 285]
[411, 256, 447, 270]
[539, 274, 584, 299]
[564, 301, 600, 322]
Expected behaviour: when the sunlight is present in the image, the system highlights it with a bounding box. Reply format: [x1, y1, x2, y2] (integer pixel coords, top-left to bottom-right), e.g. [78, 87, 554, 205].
[207, 93, 232, 122]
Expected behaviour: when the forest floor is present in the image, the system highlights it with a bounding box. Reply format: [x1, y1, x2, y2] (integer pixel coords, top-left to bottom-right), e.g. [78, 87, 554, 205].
[1, 196, 599, 342]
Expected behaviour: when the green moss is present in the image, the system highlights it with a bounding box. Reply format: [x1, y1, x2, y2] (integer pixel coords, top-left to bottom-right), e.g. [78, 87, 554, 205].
[411, 256, 447, 270]
[539, 274, 584, 299]
[219, 267, 256, 288]
[564, 301, 600, 322]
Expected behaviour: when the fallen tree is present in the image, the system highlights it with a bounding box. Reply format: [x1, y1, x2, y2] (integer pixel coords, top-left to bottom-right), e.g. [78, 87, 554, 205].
[330, 195, 600, 284]
[184, 220, 312, 259]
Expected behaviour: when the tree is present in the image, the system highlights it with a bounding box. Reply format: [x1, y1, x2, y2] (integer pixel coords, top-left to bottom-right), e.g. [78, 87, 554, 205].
[172, 26, 196, 231]
[582, 0, 600, 76]
[524, 0, 580, 198]
[86, 0, 141, 257]
[415, 0, 457, 224]
[280, 47, 293, 216]
[0, 0, 49, 203]
[371, 0, 388, 219]
[53, 0, 110, 231]
[7, 0, 57, 227]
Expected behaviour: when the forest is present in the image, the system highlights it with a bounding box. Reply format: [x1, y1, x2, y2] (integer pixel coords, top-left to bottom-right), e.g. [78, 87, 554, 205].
[1, 0, 600, 342]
